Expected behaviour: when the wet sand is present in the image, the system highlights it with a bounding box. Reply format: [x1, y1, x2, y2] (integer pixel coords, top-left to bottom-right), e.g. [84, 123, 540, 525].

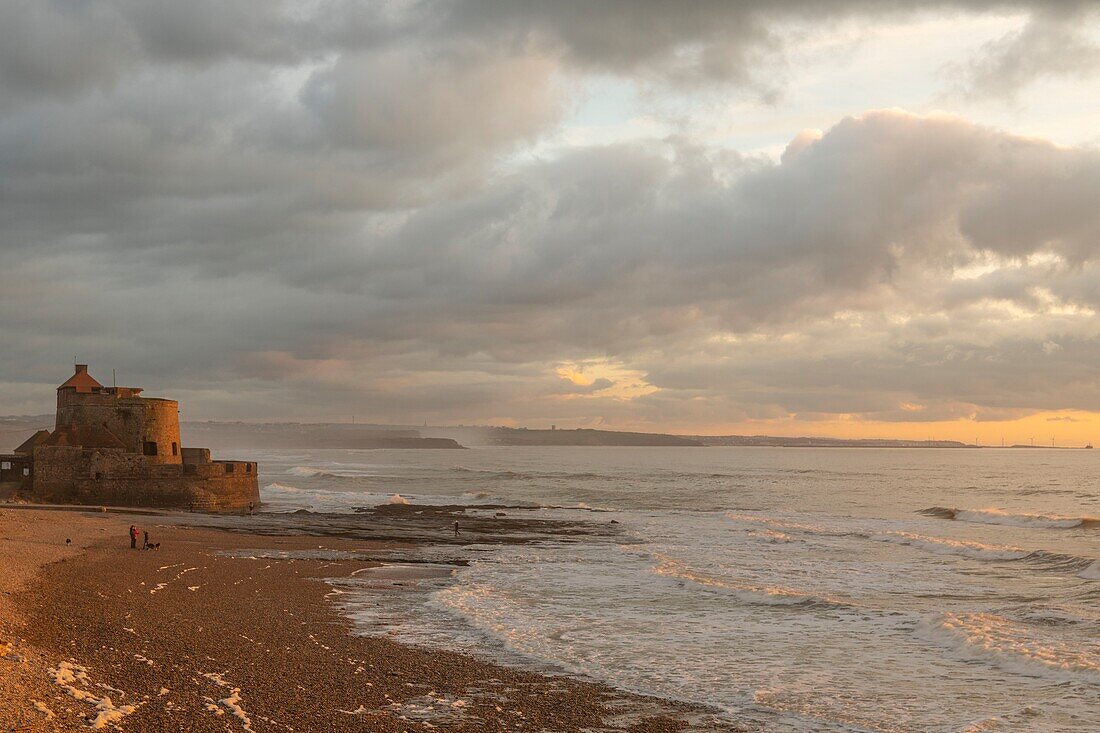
[1, 508, 742, 732]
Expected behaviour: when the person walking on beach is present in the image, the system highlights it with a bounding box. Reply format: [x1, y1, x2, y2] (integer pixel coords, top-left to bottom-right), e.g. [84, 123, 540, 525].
[129, 525, 138, 549]
[453, 520, 460, 537]
[248, 501, 254, 516]
[143, 530, 150, 550]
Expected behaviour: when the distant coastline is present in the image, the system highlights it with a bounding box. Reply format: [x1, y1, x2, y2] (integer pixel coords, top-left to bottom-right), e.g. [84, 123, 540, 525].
[1, 415, 1092, 451]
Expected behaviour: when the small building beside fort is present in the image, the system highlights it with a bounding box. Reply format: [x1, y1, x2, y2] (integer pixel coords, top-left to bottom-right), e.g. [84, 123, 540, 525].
[0, 365, 259, 510]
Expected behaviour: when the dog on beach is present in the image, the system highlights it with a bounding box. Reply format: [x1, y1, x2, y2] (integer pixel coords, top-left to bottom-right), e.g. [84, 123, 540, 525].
[143, 542, 161, 551]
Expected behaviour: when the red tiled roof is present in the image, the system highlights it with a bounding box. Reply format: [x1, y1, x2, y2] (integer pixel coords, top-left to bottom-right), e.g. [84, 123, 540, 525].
[58, 368, 103, 391]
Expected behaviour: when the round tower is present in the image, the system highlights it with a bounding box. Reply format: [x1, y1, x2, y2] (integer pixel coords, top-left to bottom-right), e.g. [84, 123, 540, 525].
[136, 397, 183, 465]
[54, 365, 182, 464]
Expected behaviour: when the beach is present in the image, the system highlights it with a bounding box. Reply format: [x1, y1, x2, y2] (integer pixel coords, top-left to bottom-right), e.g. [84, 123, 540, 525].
[0, 506, 734, 732]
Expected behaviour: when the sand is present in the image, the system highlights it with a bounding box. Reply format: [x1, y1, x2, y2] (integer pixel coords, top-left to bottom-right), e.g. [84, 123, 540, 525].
[1, 508, 742, 732]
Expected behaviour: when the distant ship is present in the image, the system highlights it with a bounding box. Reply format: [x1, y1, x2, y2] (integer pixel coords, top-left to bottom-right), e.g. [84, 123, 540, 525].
[1086, 443, 1093, 449]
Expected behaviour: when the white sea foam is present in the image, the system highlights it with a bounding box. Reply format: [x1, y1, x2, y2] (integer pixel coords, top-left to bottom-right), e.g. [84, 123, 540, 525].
[32, 701, 55, 720]
[917, 612, 1100, 684]
[870, 532, 1028, 561]
[203, 672, 255, 732]
[286, 466, 325, 477]
[724, 512, 857, 538]
[49, 661, 138, 729]
[652, 555, 851, 610]
[263, 447, 1100, 733]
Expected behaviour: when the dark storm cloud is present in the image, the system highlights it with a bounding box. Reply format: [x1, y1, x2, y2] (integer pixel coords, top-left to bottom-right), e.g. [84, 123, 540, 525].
[2, 1, 1100, 425]
[427, 0, 1098, 93]
[0, 1, 1092, 104]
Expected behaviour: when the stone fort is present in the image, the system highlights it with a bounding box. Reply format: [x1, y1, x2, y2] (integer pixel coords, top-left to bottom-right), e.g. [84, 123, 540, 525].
[0, 365, 259, 510]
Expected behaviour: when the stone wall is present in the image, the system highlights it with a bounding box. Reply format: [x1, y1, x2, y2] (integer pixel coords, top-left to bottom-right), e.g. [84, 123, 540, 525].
[31, 445, 84, 501]
[29, 445, 259, 510]
[69, 473, 258, 510]
[56, 392, 143, 450]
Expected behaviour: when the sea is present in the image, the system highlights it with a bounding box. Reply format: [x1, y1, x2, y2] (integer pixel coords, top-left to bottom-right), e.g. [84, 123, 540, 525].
[244, 446, 1099, 732]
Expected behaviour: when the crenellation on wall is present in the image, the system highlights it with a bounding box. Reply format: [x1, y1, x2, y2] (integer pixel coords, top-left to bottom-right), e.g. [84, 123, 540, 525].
[181, 447, 211, 465]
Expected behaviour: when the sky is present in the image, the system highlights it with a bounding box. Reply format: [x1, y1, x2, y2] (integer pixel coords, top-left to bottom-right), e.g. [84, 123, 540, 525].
[2, 1, 1100, 443]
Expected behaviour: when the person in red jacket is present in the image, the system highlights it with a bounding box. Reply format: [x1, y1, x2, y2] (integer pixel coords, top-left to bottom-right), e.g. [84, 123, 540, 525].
[129, 525, 138, 549]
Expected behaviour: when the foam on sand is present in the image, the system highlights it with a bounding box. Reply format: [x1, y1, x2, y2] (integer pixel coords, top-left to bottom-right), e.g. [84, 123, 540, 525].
[49, 660, 138, 729]
[202, 672, 255, 732]
[32, 700, 55, 720]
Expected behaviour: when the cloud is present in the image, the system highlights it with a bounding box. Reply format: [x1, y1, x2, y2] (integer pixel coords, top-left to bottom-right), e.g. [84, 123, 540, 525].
[5, 103, 1100, 426]
[2, 2, 1100, 429]
[957, 7, 1100, 98]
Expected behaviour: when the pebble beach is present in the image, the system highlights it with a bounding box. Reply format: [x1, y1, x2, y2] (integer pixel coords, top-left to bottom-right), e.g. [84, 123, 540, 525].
[0, 507, 735, 732]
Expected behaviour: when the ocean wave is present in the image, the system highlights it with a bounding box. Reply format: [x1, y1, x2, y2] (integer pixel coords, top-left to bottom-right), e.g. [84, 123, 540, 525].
[286, 465, 376, 479]
[1080, 561, 1100, 581]
[451, 467, 608, 481]
[724, 512, 859, 538]
[651, 555, 852, 610]
[261, 482, 381, 512]
[870, 532, 1028, 562]
[746, 529, 795, 543]
[917, 612, 1100, 684]
[286, 466, 325, 477]
[260, 482, 539, 513]
[1020, 551, 1098, 575]
[727, 512, 1100, 575]
[263, 482, 306, 493]
[918, 506, 1100, 529]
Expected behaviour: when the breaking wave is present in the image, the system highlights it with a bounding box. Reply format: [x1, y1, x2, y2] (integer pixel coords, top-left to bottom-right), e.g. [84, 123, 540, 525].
[1080, 561, 1100, 581]
[917, 612, 1100, 684]
[724, 512, 859, 539]
[651, 555, 853, 610]
[451, 467, 607, 481]
[870, 532, 1029, 561]
[726, 513, 1100, 576]
[918, 507, 1100, 530]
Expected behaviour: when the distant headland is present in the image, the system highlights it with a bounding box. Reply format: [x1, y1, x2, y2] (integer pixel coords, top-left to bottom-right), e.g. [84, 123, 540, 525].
[2, 413, 1092, 452]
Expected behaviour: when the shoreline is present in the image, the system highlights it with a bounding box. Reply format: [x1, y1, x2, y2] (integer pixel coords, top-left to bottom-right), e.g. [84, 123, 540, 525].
[1, 506, 741, 732]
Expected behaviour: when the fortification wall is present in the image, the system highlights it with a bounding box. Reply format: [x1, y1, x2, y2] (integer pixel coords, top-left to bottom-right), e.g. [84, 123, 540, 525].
[31, 445, 84, 502]
[29, 446, 258, 510]
[69, 473, 258, 510]
[181, 473, 259, 511]
[181, 447, 211, 464]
